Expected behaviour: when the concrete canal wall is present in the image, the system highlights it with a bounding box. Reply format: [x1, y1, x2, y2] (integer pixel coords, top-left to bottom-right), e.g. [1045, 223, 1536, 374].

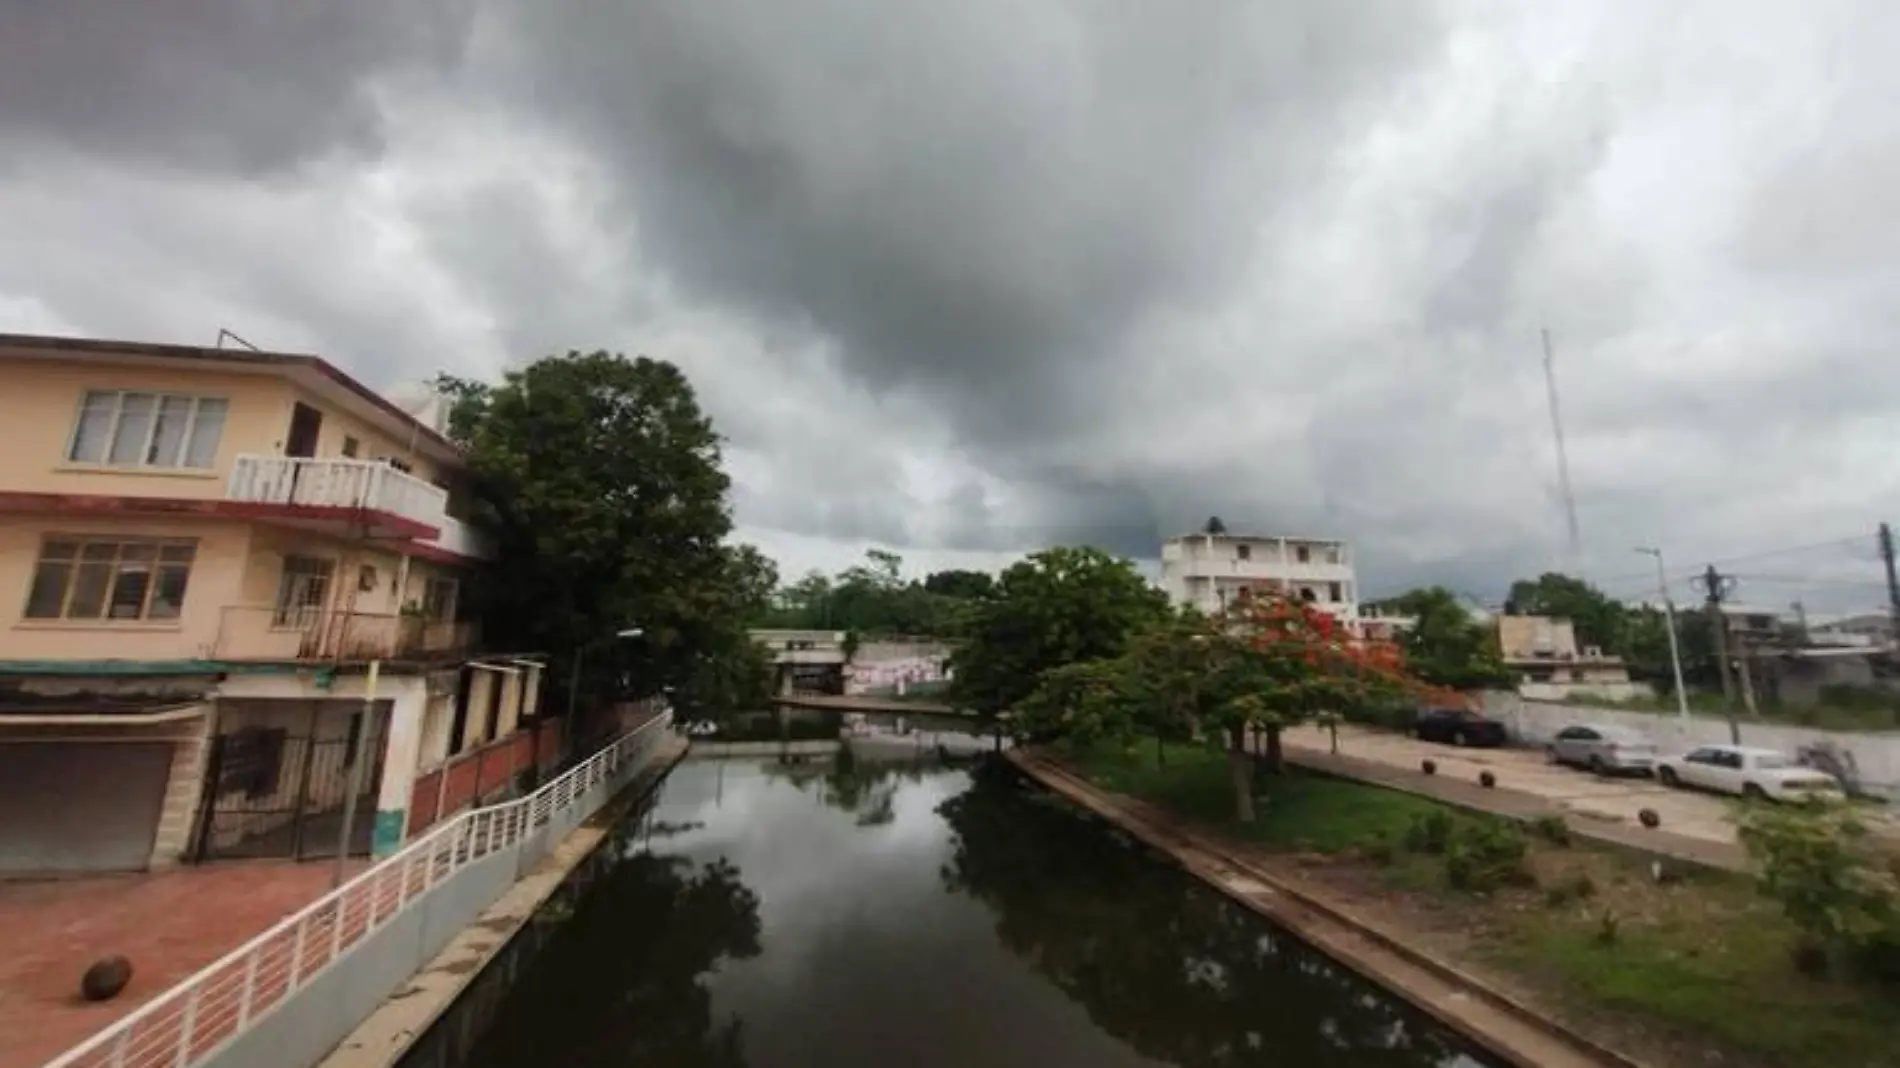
[1007, 750, 1644, 1068]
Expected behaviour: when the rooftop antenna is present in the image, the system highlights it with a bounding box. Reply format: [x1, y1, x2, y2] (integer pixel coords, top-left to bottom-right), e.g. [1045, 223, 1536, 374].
[1542, 327, 1581, 571]
[215, 328, 261, 352]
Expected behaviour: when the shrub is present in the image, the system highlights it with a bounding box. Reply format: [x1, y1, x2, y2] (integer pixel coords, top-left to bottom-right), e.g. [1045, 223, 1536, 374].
[1543, 871, 1597, 907]
[1404, 809, 1457, 855]
[1738, 800, 1900, 977]
[1363, 835, 1397, 866]
[1595, 910, 1621, 946]
[1531, 815, 1571, 846]
[1445, 820, 1531, 893]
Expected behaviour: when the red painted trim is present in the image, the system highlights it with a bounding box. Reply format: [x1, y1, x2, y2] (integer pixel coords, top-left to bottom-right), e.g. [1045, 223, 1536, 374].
[405, 540, 484, 567]
[0, 491, 439, 540]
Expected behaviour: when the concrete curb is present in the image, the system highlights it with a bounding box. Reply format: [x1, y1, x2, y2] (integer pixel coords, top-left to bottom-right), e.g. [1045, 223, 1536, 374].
[1010, 750, 1654, 1068]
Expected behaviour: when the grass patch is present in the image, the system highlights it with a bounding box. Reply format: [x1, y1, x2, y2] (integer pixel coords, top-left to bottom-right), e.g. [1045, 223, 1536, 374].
[1498, 864, 1897, 1067]
[1063, 739, 1456, 854]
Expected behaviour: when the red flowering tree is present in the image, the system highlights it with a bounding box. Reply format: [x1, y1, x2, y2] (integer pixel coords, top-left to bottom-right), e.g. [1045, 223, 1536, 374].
[1200, 593, 1453, 821]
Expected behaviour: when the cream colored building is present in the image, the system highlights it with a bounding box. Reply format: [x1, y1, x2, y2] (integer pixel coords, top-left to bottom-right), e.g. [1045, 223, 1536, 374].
[1495, 614, 1650, 702]
[0, 334, 544, 877]
[1160, 531, 1360, 624]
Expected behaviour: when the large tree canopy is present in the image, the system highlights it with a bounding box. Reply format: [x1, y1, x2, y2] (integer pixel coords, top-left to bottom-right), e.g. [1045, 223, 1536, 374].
[757, 550, 989, 637]
[948, 546, 1169, 720]
[438, 351, 764, 713]
[1370, 587, 1514, 690]
[1505, 572, 1628, 653]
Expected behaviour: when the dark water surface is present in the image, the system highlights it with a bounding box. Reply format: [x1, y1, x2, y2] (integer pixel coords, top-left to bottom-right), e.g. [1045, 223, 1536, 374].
[471, 755, 1494, 1068]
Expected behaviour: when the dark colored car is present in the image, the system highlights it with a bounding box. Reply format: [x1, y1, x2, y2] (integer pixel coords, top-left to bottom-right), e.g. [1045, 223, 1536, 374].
[1413, 706, 1508, 748]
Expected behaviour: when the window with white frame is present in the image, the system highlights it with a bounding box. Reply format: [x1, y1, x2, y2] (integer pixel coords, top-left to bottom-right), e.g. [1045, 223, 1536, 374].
[24, 538, 197, 622]
[273, 555, 334, 626]
[66, 391, 228, 469]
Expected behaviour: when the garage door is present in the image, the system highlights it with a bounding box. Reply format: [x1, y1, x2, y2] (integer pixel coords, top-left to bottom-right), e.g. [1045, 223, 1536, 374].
[0, 743, 172, 876]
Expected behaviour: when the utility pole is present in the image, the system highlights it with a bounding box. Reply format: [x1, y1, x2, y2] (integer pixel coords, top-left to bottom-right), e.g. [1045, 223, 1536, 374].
[1697, 565, 1741, 745]
[1542, 329, 1582, 571]
[1880, 522, 1900, 650]
[1635, 548, 1689, 719]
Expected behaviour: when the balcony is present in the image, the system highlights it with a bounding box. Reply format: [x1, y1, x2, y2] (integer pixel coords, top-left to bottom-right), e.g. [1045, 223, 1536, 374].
[226, 455, 448, 540]
[214, 606, 479, 662]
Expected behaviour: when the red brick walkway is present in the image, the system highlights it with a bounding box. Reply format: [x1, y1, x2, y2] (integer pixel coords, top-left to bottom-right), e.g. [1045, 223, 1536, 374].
[0, 862, 362, 1068]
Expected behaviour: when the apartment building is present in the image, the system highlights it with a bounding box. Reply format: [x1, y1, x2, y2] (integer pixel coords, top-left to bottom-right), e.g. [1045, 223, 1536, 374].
[0, 334, 546, 877]
[1159, 531, 1360, 624]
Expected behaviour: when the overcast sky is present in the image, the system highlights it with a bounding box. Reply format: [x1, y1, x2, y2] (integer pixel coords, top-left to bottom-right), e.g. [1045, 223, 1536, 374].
[4, 2, 1898, 613]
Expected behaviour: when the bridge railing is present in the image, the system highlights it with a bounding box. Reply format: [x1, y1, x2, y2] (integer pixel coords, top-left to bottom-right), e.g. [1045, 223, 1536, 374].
[43, 712, 675, 1068]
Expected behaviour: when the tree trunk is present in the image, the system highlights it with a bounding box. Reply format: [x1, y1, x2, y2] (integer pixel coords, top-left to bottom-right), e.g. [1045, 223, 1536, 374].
[1154, 733, 1167, 769]
[1227, 725, 1255, 823]
[1264, 726, 1284, 773]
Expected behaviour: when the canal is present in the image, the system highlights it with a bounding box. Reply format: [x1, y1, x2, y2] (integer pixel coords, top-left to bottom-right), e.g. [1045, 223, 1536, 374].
[469, 753, 1495, 1068]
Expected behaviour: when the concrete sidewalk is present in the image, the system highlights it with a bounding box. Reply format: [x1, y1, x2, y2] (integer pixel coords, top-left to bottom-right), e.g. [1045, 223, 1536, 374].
[1283, 744, 1751, 873]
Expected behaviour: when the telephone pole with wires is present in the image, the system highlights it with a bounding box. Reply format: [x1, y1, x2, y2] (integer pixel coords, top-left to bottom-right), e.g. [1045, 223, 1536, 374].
[1696, 564, 1742, 744]
[1541, 328, 1582, 571]
[1880, 523, 1900, 650]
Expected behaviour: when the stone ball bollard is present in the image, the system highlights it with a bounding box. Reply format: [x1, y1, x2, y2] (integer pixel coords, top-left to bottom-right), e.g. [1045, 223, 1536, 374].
[81, 956, 133, 1002]
[1479, 771, 1497, 789]
[1421, 759, 1437, 776]
[1638, 808, 1661, 829]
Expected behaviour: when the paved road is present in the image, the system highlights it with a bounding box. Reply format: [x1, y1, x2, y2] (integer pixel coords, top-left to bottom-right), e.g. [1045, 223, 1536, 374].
[1282, 724, 1750, 867]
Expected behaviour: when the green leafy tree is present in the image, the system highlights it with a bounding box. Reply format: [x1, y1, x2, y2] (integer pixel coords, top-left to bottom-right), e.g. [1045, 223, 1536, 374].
[1738, 800, 1900, 974]
[922, 569, 995, 600]
[1372, 587, 1514, 690]
[436, 352, 745, 715]
[1505, 572, 1628, 652]
[1014, 658, 1140, 746]
[1623, 604, 1721, 693]
[948, 546, 1169, 721]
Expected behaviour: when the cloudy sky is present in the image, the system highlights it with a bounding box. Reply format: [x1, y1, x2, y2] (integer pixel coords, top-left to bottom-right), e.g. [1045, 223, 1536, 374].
[5, 2, 1898, 612]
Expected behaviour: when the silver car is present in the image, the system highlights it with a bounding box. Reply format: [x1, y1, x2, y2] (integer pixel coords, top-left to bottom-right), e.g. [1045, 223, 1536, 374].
[1547, 724, 1657, 776]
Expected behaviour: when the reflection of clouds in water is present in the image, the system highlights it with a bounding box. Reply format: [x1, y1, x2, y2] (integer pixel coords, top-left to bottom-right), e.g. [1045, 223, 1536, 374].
[653, 762, 969, 947]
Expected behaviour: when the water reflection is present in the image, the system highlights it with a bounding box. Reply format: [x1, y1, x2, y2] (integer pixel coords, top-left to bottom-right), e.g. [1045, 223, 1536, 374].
[471, 757, 1489, 1068]
[468, 844, 763, 1067]
[939, 763, 1485, 1068]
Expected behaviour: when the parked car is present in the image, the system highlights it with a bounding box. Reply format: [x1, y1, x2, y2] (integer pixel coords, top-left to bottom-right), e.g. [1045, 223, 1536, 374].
[1413, 706, 1508, 748]
[1653, 745, 1845, 802]
[1546, 724, 1657, 776]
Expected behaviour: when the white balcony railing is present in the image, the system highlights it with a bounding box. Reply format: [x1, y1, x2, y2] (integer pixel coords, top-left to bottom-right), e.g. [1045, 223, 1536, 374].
[43, 712, 675, 1068]
[227, 455, 449, 532]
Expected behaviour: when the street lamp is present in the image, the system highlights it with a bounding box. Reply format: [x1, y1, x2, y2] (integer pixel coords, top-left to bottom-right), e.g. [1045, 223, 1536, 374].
[1634, 548, 1689, 719]
[566, 626, 645, 722]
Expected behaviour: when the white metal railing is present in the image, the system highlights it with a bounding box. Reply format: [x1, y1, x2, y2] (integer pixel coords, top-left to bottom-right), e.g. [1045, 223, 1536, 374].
[227, 455, 450, 532]
[43, 712, 675, 1068]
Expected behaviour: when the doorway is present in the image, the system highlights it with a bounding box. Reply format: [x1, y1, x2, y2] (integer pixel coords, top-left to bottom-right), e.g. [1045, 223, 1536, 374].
[286, 402, 323, 458]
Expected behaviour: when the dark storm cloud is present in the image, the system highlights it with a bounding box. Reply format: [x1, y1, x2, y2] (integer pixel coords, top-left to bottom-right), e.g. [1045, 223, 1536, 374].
[8, 1, 1900, 607]
[0, 1, 473, 173]
[478, 0, 1447, 451]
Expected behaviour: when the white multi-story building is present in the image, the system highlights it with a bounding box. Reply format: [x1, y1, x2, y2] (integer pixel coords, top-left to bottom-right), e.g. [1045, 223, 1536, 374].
[1160, 531, 1359, 623]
